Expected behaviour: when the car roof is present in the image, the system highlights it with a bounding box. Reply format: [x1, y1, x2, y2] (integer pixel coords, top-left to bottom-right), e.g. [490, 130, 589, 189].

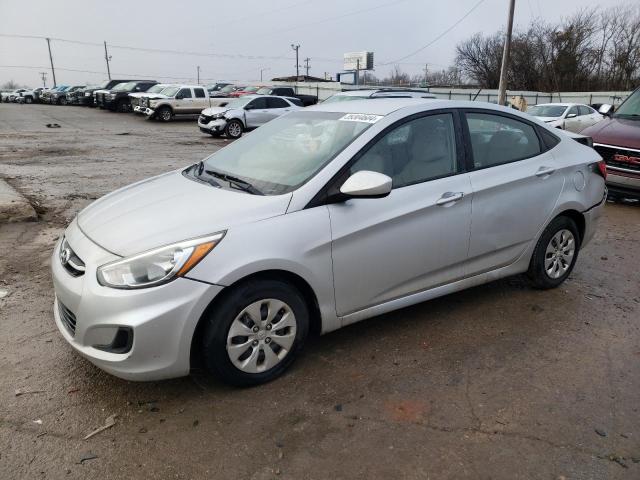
[533, 103, 583, 107]
[332, 89, 434, 97]
[311, 98, 440, 115]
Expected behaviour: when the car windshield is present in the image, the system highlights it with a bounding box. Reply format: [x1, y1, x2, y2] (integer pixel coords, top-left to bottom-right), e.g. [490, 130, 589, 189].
[201, 111, 376, 195]
[161, 87, 180, 97]
[614, 89, 640, 118]
[220, 85, 237, 93]
[256, 87, 273, 95]
[222, 97, 254, 109]
[323, 94, 368, 104]
[147, 85, 165, 93]
[243, 87, 259, 93]
[98, 80, 111, 89]
[208, 84, 226, 91]
[112, 82, 136, 92]
[527, 105, 567, 117]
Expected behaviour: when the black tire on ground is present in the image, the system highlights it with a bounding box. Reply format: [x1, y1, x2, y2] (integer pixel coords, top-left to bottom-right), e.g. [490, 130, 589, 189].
[200, 279, 310, 387]
[116, 100, 129, 113]
[209, 131, 222, 137]
[156, 106, 173, 122]
[225, 119, 244, 139]
[527, 216, 581, 289]
[25, 96, 33, 104]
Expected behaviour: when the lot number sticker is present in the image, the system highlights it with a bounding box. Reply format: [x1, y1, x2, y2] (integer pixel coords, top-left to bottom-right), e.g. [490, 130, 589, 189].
[339, 113, 384, 123]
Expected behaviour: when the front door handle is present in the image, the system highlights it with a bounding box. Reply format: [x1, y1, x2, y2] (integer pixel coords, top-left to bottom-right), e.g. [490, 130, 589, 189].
[535, 166, 556, 177]
[436, 191, 464, 206]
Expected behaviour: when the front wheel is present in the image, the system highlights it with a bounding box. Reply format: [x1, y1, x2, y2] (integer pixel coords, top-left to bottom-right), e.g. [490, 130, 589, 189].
[201, 279, 309, 386]
[225, 119, 244, 139]
[59, 97, 67, 105]
[25, 96, 33, 104]
[156, 106, 172, 122]
[116, 100, 130, 113]
[527, 216, 580, 289]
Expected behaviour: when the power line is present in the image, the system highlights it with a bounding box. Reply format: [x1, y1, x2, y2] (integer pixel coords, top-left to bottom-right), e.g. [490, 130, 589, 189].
[378, 0, 486, 65]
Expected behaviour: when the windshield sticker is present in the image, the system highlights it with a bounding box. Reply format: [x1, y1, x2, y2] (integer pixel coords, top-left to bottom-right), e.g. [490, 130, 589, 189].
[339, 113, 384, 124]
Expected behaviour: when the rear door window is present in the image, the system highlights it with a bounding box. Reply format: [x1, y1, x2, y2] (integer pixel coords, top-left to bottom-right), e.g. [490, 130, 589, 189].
[267, 97, 289, 108]
[194, 88, 206, 98]
[465, 112, 542, 169]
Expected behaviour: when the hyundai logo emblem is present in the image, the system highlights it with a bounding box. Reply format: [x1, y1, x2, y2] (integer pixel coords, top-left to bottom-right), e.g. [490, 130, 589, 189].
[60, 247, 71, 266]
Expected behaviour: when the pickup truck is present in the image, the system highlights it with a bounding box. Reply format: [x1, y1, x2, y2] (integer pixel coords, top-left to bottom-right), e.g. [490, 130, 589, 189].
[79, 79, 140, 107]
[138, 84, 212, 122]
[101, 81, 158, 112]
[51, 85, 85, 105]
[256, 86, 318, 106]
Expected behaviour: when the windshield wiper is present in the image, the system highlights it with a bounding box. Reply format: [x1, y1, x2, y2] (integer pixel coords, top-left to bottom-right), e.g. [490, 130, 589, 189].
[205, 169, 263, 195]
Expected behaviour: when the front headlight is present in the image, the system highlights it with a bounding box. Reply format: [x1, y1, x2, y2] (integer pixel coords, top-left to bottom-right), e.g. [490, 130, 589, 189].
[213, 111, 228, 119]
[149, 100, 157, 107]
[97, 232, 225, 289]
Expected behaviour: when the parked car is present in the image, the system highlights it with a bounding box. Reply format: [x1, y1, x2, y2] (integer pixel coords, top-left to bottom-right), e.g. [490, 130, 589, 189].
[100, 81, 158, 112]
[80, 80, 139, 107]
[206, 83, 232, 95]
[40, 85, 68, 104]
[17, 87, 48, 104]
[209, 84, 245, 98]
[5, 88, 29, 102]
[51, 85, 85, 105]
[129, 84, 174, 112]
[527, 103, 603, 133]
[229, 86, 261, 97]
[139, 84, 211, 121]
[582, 87, 640, 199]
[198, 95, 302, 138]
[51, 98, 606, 385]
[256, 86, 318, 106]
[323, 88, 437, 104]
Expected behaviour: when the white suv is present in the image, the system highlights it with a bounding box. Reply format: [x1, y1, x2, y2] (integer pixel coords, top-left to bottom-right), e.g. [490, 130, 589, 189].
[198, 95, 302, 138]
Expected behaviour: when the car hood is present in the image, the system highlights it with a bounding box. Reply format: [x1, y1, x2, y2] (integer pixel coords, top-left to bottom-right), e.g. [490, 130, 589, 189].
[580, 117, 640, 149]
[77, 170, 292, 256]
[201, 106, 231, 116]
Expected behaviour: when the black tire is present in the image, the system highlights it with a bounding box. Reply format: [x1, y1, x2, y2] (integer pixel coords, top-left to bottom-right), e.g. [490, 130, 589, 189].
[200, 279, 309, 387]
[209, 131, 222, 138]
[156, 106, 173, 122]
[527, 216, 581, 289]
[25, 96, 33, 104]
[116, 99, 130, 113]
[225, 119, 244, 139]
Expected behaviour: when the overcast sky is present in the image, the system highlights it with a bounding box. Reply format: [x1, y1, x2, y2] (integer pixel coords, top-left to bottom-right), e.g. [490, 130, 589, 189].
[0, 0, 626, 87]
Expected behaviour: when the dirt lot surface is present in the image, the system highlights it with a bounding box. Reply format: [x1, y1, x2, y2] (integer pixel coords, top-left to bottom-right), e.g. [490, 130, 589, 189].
[1, 103, 639, 480]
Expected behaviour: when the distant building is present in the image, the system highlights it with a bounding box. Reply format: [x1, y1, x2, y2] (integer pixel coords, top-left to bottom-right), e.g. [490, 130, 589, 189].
[271, 75, 333, 83]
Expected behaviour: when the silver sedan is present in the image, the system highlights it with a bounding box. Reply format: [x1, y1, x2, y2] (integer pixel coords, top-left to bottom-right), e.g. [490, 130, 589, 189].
[51, 99, 607, 385]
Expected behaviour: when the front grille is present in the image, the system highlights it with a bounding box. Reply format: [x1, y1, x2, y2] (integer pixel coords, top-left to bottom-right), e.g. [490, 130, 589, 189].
[594, 144, 640, 173]
[200, 114, 212, 123]
[130, 97, 140, 108]
[60, 238, 86, 277]
[58, 300, 77, 335]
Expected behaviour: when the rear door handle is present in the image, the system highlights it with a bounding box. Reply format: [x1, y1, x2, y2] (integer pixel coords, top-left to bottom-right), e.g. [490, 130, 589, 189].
[535, 166, 556, 177]
[436, 191, 464, 206]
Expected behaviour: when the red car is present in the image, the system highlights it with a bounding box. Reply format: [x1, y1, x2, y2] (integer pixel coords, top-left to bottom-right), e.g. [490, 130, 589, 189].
[228, 86, 261, 98]
[582, 87, 640, 200]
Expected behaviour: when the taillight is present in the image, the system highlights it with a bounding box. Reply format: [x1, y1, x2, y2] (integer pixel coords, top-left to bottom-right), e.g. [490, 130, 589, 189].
[594, 160, 607, 180]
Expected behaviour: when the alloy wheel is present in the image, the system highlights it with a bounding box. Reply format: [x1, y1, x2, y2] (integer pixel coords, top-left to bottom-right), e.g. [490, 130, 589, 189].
[544, 229, 575, 279]
[226, 299, 297, 374]
[228, 122, 242, 138]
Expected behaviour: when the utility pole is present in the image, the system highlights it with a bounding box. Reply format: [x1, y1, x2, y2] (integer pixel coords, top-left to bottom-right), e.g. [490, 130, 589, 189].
[424, 63, 429, 86]
[197, 66, 200, 84]
[104, 41, 112, 80]
[304, 57, 310, 77]
[39, 72, 47, 88]
[46, 38, 57, 87]
[355, 58, 360, 86]
[260, 67, 270, 82]
[497, 0, 516, 106]
[291, 44, 300, 79]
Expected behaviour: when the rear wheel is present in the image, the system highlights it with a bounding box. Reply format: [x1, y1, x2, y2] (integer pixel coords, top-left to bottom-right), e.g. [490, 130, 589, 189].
[59, 97, 67, 105]
[157, 106, 173, 122]
[225, 119, 244, 139]
[201, 279, 309, 386]
[527, 216, 580, 289]
[25, 96, 33, 104]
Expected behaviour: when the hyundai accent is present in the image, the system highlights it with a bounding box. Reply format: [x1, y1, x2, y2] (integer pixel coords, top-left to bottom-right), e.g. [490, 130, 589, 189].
[52, 99, 607, 386]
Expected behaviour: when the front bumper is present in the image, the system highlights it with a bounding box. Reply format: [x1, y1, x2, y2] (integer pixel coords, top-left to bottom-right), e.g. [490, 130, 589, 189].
[51, 220, 223, 381]
[142, 107, 155, 117]
[581, 189, 607, 247]
[606, 169, 640, 198]
[198, 117, 227, 134]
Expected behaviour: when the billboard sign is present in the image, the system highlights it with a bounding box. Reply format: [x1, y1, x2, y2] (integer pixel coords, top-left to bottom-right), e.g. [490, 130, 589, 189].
[343, 52, 374, 71]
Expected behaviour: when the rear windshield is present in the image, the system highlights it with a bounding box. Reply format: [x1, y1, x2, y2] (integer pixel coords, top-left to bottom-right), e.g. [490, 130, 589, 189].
[527, 105, 567, 118]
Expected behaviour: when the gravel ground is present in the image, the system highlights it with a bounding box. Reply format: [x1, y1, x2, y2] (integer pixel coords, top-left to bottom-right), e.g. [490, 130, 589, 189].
[0, 103, 639, 480]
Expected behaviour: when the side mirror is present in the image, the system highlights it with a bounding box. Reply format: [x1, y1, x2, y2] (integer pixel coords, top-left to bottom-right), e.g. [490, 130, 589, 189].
[598, 104, 613, 116]
[566, 113, 577, 119]
[340, 171, 392, 198]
